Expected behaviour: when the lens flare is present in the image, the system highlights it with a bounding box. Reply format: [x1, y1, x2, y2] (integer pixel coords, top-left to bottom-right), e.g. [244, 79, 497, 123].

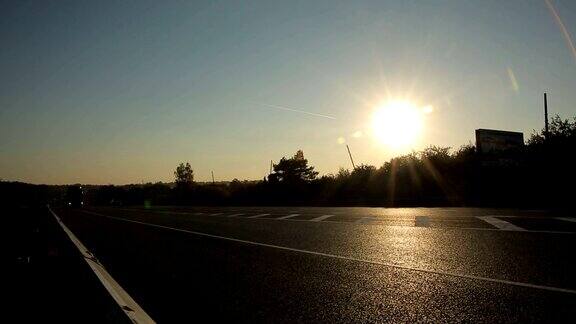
[371, 100, 423, 149]
[545, 0, 576, 64]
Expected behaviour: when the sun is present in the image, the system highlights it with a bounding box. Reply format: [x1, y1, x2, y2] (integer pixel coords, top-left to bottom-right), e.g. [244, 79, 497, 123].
[371, 100, 424, 150]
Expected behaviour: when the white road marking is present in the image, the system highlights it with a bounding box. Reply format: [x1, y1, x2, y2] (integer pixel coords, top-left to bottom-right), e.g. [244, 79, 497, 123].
[355, 216, 376, 224]
[81, 210, 576, 295]
[557, 217, 576, 223]
[277, 214, 300, 220]
[415, 216, 430, 227]
[310, 214, 334, 222]
[209, 213, 223, 216]
[477, 216, 525, 231]
[247, 213, 270, 219]
[194, 212, 204, 215]
[114, 208, 575, 234]
[49, 208, 155, 323]
[227, 213, 244, 218]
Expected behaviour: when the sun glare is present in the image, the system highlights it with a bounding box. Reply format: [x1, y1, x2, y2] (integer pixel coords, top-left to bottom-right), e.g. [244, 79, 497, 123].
[371, 100, 424, 150]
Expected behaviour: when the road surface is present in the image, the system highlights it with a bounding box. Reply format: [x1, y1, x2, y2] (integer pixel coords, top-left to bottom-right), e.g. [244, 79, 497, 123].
[9, 206, 131, 323]
[54, 206, 576, 322]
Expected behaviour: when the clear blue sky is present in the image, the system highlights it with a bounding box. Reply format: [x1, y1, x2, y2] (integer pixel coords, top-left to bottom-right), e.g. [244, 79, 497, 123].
[1, 0, 575, 184]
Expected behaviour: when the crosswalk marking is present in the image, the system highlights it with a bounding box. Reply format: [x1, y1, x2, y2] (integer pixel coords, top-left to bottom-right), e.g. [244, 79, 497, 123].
[247, 213, 270, 219]
[477, 216, 525, 231]
[227, 213, 244, 218]
[277, 214, 299, 220]
[310, 215, 334, 222]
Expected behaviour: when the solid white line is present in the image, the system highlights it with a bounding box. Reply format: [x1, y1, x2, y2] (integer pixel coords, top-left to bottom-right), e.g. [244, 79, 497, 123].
[227, 213, 244, 218]
[477, 216, 525, 231]
[557, 217, 576, 223]
[247, 213, 270, 219]
[80, 210, 576, 295]
[49, 207, 155, 323]
[277, 214, 299, 220]
[310, 215, 334, 222]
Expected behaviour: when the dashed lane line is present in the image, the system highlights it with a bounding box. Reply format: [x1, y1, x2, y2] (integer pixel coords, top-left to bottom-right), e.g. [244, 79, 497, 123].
[277, 214, 300, 220]
[227, 213, 245, 218]
[415, 216, 430, 227]
[108, 208, 575, 234]
[247, 213, 270, 219]
[80, 210, 576, 296]
[355, 216, 376, 224]
[477, 216, 526, 231]
[557, 217, 576, 223]
[310, 215, 334, 222]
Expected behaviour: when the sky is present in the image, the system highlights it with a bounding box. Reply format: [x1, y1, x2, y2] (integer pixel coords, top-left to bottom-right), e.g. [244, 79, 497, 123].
[1, 0, 575, 185]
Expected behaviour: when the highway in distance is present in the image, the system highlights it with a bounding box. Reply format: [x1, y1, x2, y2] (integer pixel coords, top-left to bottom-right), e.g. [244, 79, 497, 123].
[55, 206, 576, 323]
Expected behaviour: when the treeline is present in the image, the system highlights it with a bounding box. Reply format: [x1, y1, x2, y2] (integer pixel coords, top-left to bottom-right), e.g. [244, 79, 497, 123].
[0, 181, 67, 207]
[2, 115, 574, 208]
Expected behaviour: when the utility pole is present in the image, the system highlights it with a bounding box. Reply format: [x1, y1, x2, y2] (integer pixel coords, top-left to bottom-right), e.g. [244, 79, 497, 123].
[346, 144, 356, 170]
[269, 160, 273, 175]
[544, 92, 549, 140]
[211, 171, 215, 184]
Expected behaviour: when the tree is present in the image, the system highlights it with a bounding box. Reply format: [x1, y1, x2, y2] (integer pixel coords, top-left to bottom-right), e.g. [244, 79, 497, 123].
[528, 115, 576, 145]
[174, 162, 194, 187]
[269, 150, 318, 183]
[421, 146, 451, 164]
[453, 143, 476, 161]
[336, 167, 351, 180]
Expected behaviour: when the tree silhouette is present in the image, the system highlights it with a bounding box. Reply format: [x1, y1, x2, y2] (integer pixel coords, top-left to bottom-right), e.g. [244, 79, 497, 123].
[174, 162, 194, 187]
[269, 150, 318, 183]
[42, 114, 576, 209]
[528, 115, 576, 145]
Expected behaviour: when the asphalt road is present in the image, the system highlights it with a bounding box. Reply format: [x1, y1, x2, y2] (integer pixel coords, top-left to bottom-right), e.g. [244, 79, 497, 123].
[55, 206, 576, 323]
[9, 207, 131, 323]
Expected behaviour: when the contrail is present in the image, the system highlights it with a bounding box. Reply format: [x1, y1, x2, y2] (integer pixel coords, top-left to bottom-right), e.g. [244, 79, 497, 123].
[545, 0, 576, 64]
[258, 103, 336, 120]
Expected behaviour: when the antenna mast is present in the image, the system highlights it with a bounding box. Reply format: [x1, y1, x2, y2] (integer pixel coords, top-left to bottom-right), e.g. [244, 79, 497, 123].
[346, 144, 356, 170]
[544, 92, 549, 140]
